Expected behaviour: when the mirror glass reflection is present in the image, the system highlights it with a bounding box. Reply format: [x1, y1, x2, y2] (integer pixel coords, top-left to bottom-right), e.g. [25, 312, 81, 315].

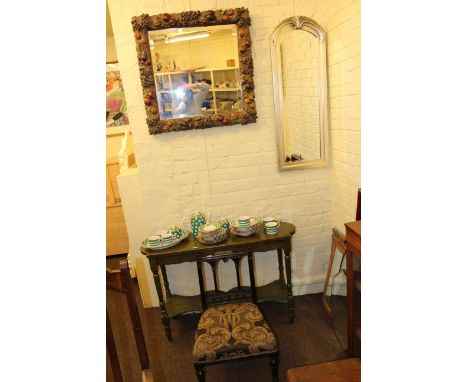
[149, 25, 243, 120]
[278, 29, 321, 162]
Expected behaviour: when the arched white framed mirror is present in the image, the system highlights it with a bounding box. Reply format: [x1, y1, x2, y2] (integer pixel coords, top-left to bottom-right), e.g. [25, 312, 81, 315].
[270, 16, 329, 170]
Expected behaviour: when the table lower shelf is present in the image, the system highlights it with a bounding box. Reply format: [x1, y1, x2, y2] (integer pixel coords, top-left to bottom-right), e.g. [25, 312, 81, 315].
[165, 294, 202, 318]
[257, 279, 289, 303]
[164, 279, 289, 318]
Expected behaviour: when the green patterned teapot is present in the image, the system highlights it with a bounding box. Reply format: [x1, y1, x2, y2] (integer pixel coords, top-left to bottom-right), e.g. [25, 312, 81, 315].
[183, 211, 211, 237]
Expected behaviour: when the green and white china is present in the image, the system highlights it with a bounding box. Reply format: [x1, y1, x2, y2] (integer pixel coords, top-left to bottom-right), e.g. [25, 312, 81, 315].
[169, 225, 183, 240]
[201, 224, 217, 234]
[197, 226, 227, 244]
[264, 221, 280, 235]
[147, 235, 162, 247]
[238, 216, 251, 227]
[183, 211, 210, 237]
[142, 230, 189, 250]
[216, 217, 230, 233]
[161, 233, 174, 244]
[230, 217, 261, 237]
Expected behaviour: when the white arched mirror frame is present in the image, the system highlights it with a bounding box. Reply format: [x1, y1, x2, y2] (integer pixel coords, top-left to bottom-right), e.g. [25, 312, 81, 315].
[270, 16, 329, 170]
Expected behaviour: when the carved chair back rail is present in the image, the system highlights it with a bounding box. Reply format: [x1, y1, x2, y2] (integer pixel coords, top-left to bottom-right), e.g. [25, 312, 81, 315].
[196, 251, 257, 310]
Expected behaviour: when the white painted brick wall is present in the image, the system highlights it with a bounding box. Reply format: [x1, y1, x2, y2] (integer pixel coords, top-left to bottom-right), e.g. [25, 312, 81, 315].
[108, 0, 359, 306]
[324, 0, 361, 232]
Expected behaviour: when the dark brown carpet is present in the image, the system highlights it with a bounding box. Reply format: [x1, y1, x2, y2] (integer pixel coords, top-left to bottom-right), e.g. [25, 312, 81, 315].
[107, 271, 346, 382]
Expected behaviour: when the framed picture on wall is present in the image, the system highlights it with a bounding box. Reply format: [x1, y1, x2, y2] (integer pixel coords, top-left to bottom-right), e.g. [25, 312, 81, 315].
[106, 62, 129, 135]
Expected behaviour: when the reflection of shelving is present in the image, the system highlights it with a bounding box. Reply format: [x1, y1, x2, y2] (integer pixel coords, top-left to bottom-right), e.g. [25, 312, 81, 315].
[154, 67, 242, 118]
[155, 67, 239, 76]
[211, 88, 241, 92]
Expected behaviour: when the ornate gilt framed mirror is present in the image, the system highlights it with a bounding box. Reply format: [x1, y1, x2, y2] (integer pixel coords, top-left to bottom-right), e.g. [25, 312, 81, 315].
[270, 16, 329, 170]
[131, 8, 257, 135]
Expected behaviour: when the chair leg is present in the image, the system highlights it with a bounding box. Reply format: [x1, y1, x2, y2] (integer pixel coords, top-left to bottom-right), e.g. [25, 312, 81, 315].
[269, 354, 279, 382]
[194, 364, 205, 382]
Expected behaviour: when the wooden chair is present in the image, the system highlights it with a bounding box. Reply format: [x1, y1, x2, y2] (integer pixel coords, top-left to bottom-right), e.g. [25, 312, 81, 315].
[192, 251, 279, 382]
[322, 188, 361, 318]
[107, 260, 153, 382]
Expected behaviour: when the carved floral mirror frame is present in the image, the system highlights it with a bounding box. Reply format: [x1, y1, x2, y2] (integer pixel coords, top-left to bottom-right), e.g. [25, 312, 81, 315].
[270, 16, 329, 170]
[131, 8, 257, 135]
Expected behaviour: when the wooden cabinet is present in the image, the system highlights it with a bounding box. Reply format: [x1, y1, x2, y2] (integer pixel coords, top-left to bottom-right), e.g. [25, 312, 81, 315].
[345, 220, 361, 357]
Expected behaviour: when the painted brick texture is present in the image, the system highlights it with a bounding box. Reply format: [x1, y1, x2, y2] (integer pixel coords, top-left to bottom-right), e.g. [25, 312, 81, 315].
[108, 0, 359, 305]
[324, 0, 361, 231]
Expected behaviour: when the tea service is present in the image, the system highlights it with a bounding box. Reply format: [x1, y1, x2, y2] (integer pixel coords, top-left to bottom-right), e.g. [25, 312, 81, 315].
[142, 225, 189, 250]
[143, 211, 282, 250]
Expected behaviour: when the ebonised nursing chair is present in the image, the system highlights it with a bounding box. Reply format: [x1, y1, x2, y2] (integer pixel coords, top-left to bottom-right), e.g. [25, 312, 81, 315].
[192, 251, 279, 382]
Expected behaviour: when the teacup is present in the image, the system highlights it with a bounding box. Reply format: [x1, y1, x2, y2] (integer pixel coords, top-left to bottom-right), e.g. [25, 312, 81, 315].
[264, 221, 280, 235]
[161, 233, 174, 244]
[238, 216, 251, 227]
[201, 224, 217, 234]
[147, 235, 162, 246]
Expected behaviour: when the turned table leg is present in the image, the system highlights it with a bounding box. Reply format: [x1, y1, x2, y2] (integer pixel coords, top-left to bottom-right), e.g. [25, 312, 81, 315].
[149, 261, 172, 341]
[284, 247, 295, 323]
[269, 353, 279, 382]
[277, 248, 285, 283]
[194, 364, 205, 382]
[248, 252, 257, 303]
[160, 264, 172, 297]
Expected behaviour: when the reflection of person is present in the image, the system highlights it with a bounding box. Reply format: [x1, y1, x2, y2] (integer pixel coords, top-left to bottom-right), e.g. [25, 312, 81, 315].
[154, 52, 163, 72]
[174, 81, 210, 116]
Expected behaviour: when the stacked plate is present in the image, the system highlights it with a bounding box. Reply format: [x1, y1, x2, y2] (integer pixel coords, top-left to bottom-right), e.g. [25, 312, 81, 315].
[230, 216, 262, 237]
[197, 223, 227, 244]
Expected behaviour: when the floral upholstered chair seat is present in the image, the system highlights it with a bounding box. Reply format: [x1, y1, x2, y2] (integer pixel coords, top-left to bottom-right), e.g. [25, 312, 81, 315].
[193, 302, 278, 363]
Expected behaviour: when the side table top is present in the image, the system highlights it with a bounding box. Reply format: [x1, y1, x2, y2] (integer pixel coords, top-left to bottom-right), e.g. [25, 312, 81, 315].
[345, 220, 361, 237]
[141, 222, 296, 258]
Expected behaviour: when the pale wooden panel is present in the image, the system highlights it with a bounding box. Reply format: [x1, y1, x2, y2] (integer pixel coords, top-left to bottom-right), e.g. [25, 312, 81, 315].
[106, 167, 115, 206]
[135, 257, 152, 308]
[111, 180, 121, 203]
[108, 163, 120, 179]
[106, 204, 129, 256]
